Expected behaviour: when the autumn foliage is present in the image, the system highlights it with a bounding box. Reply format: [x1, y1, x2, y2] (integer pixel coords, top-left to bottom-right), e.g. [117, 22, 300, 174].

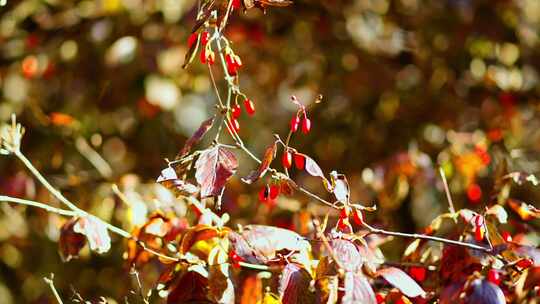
[3, 0, 540, 304]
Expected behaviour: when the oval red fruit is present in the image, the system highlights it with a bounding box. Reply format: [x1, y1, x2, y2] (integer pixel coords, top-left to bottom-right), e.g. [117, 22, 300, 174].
[269, 185, 280, 200]
[501, 231, 513, 243]
[244, 98, 255, 115]
[232, 104, 241, 118]
[487, 269, 501, 285]
[282, 151, 293, 169]
[516, 258, 534, 269]
[187, 33, 198, 49]
[301, 117, 311, 134]
[231, 119, 240, 132]
[201, 31, 210, 45]
[475, 226, 485, 241]
[352, 210, 364, 225]
[294, 153, 305, 170]
[200, 48, 207, 64]
[409, 266, 426, 282]
[467, 183, 482, 203]
[290, 116, 300, 132]
[376, 293, 385, 304]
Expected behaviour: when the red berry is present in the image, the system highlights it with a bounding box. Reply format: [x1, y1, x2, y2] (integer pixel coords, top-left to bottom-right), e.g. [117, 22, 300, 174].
[231, 0, 241, 9]
[467, 183, 482, 203]
[187, 33, 198, 49]
[282, 151, 293, 169]
[226, 54, 239, 76]
[244, 98, 255, 115]
[352, 209, 364, 225]
[475, 226, 485, 241]
[501, 231, 513, 242]
[409, 266, 427, 282]
[232, 104, 241, 119]
[290, 116, 300, 132]
[200, 48, 207, 64]
[336, 217, 352, 232]
[294, 153, 305, 170]
[269, 185, 280, 200]
[258, 186, 269, 202]
[231, 119, 240, 132]
[301, 117, 311, 134]
[517, 258, 534, 269]
[375, 293, 385, 304]
[339, 207, 349, 219]
[487, 269, 501, 285]
[229, 250, 244, 268]
[473, 215, 484, 227]
[201, 31, 210, 45]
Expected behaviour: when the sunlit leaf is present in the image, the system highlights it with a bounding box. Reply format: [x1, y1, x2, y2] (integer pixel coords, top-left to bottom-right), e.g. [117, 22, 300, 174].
[342, 272, 376, 304]
[195, 146, 238, 198]
[157, 167, 199, 195]
[377, 267, 426, 298]
[242, 141, 277, 184]
[278, 263, 314, 304]
[73, 216, 111, 254]
[177, 116, 215, 159]
[330, 239, 362, 272]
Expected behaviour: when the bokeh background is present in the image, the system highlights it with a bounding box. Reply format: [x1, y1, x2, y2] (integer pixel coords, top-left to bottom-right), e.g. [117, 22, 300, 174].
[1, 0, 540, 302]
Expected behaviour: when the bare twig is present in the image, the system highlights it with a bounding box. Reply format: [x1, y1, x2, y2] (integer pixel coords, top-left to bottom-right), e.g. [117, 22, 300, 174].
[44, 273, 64, 304]
[439, 167, 456, 215]
[0, 195, 76, 216]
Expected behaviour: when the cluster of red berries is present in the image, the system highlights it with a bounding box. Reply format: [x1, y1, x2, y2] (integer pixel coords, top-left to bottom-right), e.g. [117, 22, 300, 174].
[336, 206, 364, 232]
[225, 52, 242, 76]
[289, 111, 311, 134]
[228, 98, 255, 135]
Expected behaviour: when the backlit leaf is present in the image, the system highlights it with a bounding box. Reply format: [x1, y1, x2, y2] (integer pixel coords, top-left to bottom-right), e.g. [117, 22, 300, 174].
[73, 216, 111, 254]
[377, 267, 426, 298]
[242, 141, 277, 184]
[177, 116, 215, 159]
[342, 272, 376, 304]
[278, 263, 314, 304]
[195, 146, 238, 198]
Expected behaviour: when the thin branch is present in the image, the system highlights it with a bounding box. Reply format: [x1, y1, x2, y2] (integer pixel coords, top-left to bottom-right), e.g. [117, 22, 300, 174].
[439, 167, 456, 215]
[0, 195, 77, 216]
[44, 273, 64, 304]
[362, 222, 492, 253]
[75, 136, 113, 179]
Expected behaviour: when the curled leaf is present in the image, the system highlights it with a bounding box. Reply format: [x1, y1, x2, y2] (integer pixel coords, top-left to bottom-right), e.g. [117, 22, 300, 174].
[342, 272, 376, 304]
[377, 267, 426, 298]
[195, 146, 238, 198]
[157, 167, 199, 195]
[73, 216, 111, 254]
[242, 142, 277, 184]
[177, 116, 215, 159]
[278, 263, 314, 304]
[59, 217, 86, 261]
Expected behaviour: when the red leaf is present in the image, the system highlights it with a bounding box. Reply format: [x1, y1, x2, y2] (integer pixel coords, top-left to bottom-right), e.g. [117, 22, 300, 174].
[278, 263, 314, 304]
[157, 167, 199, 195]
[330, 239, 363, 272]
[195, 146, 238, 198]
[167, 271, 209, 303]
[59, 218, 86, 262]
[467, 279, 505, 304]
[73, 216, 111, 254]
[342, 272, 376, 304]
[377, 267, 426, 298]
[242, 142, 277, 184]
[177, 116, 215, 159]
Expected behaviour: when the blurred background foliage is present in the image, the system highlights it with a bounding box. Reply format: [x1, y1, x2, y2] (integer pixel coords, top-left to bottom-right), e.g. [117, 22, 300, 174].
[1, 0, 540, 302]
